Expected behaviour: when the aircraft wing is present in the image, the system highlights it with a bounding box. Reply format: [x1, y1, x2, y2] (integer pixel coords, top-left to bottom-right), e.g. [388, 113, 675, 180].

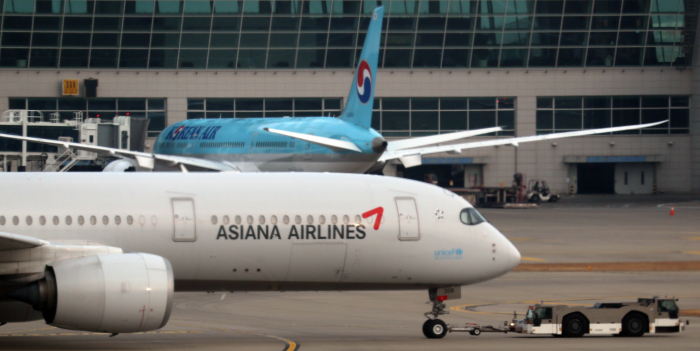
[379, 121, 668, 168]
[386, 127, 502, 151]
[0, 132, 241, 172]
[263, 128, 362, 152]
[0, 232, 49, 251]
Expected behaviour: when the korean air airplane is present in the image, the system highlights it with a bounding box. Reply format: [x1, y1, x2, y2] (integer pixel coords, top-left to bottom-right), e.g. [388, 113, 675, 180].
[0, 7, 666, 173]
[0, 171, 520, 339]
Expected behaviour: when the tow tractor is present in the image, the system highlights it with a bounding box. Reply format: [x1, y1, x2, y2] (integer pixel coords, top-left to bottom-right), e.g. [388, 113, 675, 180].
[513, 297, 686, 337]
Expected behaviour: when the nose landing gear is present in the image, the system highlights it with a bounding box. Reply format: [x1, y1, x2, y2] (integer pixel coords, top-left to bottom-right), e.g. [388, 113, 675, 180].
[423, 288, 449, 339]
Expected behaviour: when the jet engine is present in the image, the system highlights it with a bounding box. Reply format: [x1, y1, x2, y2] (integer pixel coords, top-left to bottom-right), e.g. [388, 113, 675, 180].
[8, 253, 174, 334]
[103, 158, 139, 172]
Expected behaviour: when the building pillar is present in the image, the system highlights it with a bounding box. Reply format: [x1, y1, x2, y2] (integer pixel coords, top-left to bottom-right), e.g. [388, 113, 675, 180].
[692, 21, 700, 193]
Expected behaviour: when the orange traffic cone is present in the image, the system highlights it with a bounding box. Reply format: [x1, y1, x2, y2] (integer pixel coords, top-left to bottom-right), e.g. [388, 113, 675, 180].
[670, 207, 675, 216]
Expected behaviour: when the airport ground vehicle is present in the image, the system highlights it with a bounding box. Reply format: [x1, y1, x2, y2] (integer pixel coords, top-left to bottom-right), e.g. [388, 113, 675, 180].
[513, 297, 684, 337]
[526, 179, 560, 203]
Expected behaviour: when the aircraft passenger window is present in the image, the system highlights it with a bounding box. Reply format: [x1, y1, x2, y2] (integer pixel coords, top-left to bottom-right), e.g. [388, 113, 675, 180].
[223, 215, 230, 225]
[53, 216, 59, 225]
[13, 216, 19, 225]
[90, 216, 97, 225]
[259, 215, 265, 224]
[0, 216, 5, 225]
[211, 215, 218, 225]
[331, 215, 337, 224]
[295, 215, 301, 224]
[139, 215, 146, 225]
[355, 215, 361, 224]
[271, 215, 278, 224]
[247, 215, 254, 224]
[319, 215, 326, 224]
[460, 208, 486, 226]
[115, 216, 121, 225]
[283, 215, 289, 224]
[307, 215, 313, 224]
[78, 216, 85, 225]
[102, 216, 109, 225]
[127, 215, 134, 225]
[39, 216, 46, 225]
[26, 216, 32, 225]
[235, 215, 242, 224]
[343, 215, 349, 224]
[65, 216, 72, 225]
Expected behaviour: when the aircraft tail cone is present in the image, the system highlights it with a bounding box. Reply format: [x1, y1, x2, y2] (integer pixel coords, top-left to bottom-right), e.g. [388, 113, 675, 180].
[670, 207, 675, 216]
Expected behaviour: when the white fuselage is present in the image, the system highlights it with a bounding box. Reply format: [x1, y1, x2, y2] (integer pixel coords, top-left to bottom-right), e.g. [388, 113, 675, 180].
[0, 173, 520, 292]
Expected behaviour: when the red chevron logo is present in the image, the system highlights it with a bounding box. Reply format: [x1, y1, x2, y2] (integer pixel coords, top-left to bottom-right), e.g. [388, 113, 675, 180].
[362, 207, 384, 230]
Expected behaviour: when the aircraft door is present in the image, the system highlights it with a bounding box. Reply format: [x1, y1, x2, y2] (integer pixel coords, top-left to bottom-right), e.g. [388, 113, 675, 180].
[395, 197, 420, 241]
[172, 198, 196, 242]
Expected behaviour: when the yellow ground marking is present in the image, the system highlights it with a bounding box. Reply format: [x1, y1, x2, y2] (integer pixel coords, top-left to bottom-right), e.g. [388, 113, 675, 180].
[681, 309, 700, 317]
[0, 327, 55, 334]
[520, 257, 546, 262]
[681, 236, 700, 241]
[172, 323, 298, 351]
[684, 251, 700, 256]
[508, 238, 532, 242]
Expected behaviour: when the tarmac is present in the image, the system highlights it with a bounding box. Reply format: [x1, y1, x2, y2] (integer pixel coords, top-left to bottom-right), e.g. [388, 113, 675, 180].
[1, 194, 698, 350]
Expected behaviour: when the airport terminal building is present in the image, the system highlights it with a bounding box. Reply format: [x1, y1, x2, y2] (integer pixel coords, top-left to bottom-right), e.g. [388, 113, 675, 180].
[0, 0, 698, 194]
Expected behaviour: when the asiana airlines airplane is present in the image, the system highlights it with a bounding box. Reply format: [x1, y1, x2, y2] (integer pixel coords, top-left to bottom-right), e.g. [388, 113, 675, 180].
[0, 7, 665, 173]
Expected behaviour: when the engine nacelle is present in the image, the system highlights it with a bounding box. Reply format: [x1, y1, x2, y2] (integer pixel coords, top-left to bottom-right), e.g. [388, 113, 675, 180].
[103, 159, 140, 172]
[9, 253, 173, 334]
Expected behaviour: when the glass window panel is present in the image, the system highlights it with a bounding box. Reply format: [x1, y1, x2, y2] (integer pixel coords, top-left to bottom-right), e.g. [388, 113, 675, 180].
[30, 49, 59, 67]
[243, 0, 272, 14]
[471, 48, 498, 67]
[240, 33, 268, 47]
[123, 17, 153, 31]
[151, 33, 181, 47]
[62, 34, 92, 49]
[386, 33, 415, 47]
[476, 15, 504, 30]
[503, 15, 531, 30]
[4, 0, 35, 13]
[179, 49, 207, 68]
[447, 0, 476, 14]
[324, 98, 341, 110]
[416, 33, 444, 47]
[65, 0, 94, 14]
[554, 110, 582, 129]
[417, 17, 446, 30]
[325, 48, 353, 68]
[148, 99, 165, 110]
[500, 48, 527, 67]
[469, 110, 496, 129]
[558, 32, 586, 46]
[593, 0, 621, 13]
[644, 46, 679, 66]
[620, 15, 647, 29]
[557, 48, 585, 66]
[583, 109, 611, 128]
[58, 98, 86, 110]
[384, 49, 413, 68]
[584, 96, 611, 108]
[33, 33, 60, 47]
[296, 48, 325, 67]
[3, 32, 30, 47]
[589, 32, 618, 45]
[388, 17, 417, 31]
[241, 16, 271, 30]
[267, 49, 296, 68]
[446, 16, 472, 30]
[152, 16, 182, 30]
[670, 109, 689, 128]
[561, 16, 589, 30]
[564, 0, 593, 13]
[647, 30, 681, 44]
[235, 98, 263, 111]
[273, 0, 302, 14]
[470, 98, 496, 110]
[183, 17, 212, 31]
[181, 33, 210, 47]
[147, 111, 166, 132]
[28, 98, 57, 110]
[536, 110, 553, 129]
[591, 16, 619, 30]
[383, 98, 409, 110]
[618, 31, 646, 45]
[211, 16, 240, 30]
[208, 49, 237, 68]
[649, 15, 678, 29]
[440, 111, 467, 130]
[155, 0, 182, 14]
[502, 32, 530, 46]
[271, 16, 300, 30]
[125, 0, 155, 14]
[528, 48, 556, 66]
[531, 32, 559, 46]
[206, 98, 233, 110]
[329, 15, 358, 30]
[533, 16, 561, 30]
[184, 0, 212, 13]
[613, 96, 639, 108]
[506, 0, 534, 14]
[327, 32, 356, 47]
[237, 49, 267, 68]
[498, 110, 515, 130]
[119, 49, 149, 68]
[36, 0, 64, 14]
[94, 1, 124, 14]
[63, 16, 93, 30]
[670, 96, 689, 107]
[641, 96, 668, 108]
[301, 16, 330, 30]
[388, 0, 417, 14]
[93, 17, 122, 31]
[188, 99, 204, 110]
[444, 33, 471, 47]
[536, 1, 563, 14]
[585, 47, 615, 66]
[214, 0, 240, 13]
[33, 16, 62, 30]
[651, 0, 680, 13]
[265, 98, 292, 110]
[90, 49, 119, 67]
[88, 98, 116, 110]
[211, 33, 239, 48]
[537, 97, 553, 108]
[3, 16, 32, 30]
[187, 111, 205, 119]
[294, 98, 322, 110]
[412, 111, 438, 131]
[412, 98, 438, 110]
[622, 0, 649, 13]
[641, 109, 668, 124]
[441, 98, 467, 110]
[118, 98, 146, 110]
[473, 32, 502, 46]
[382, 111, 409, 130]
[299, 32, 327, 47]
[615, 47, 643, 65]
[122, 33, 151, 47]
[555, 97, 581, 109]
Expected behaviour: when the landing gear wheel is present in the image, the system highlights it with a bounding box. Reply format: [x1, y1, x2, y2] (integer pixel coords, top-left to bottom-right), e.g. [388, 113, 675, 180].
[422, 319, 447, 339]
[562, 314, 586, 338]
[470, 328, 481, 336]
[622, 313, 646, 337]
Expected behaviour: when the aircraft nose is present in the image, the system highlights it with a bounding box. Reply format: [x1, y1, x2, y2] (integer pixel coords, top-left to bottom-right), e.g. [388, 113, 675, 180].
[504, 239, 521, 271]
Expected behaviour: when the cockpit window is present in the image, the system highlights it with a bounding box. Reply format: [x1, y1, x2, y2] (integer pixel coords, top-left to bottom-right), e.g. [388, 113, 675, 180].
[460, 208, 485, 225]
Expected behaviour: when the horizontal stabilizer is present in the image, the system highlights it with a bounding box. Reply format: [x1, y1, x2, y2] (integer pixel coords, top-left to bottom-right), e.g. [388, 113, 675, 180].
[263, 128, 362, 152]
[387, 127, 502, 151]
[0, 232, 49, 251]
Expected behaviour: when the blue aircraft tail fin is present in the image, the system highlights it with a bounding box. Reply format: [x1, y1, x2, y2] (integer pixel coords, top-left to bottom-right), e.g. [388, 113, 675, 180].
[339, 6, 384, 129]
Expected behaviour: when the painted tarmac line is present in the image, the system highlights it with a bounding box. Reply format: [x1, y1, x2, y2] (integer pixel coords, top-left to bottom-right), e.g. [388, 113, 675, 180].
[172, 323, 299, 351]
[520, 257, 546, 262]
[0, 327, 55, 334]
[684, 251, 700, 256]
